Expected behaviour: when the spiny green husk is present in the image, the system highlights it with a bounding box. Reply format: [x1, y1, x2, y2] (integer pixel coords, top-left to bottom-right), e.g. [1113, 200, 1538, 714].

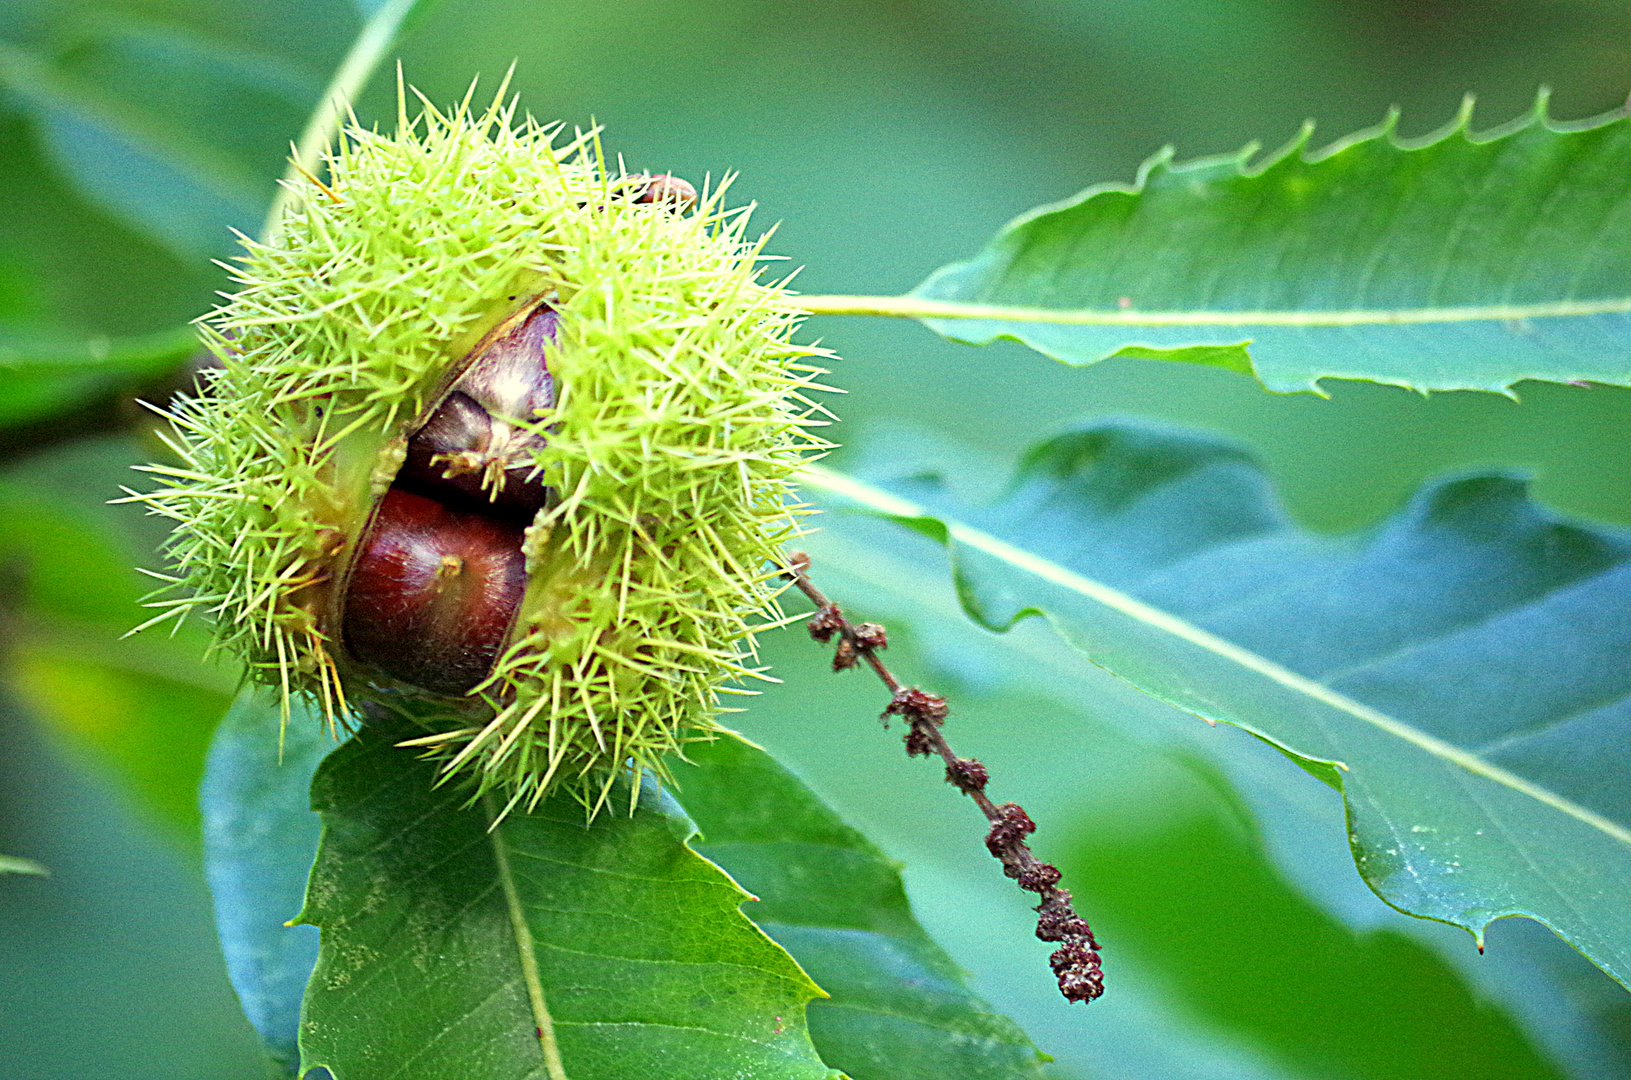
[134, 90, 833, 812]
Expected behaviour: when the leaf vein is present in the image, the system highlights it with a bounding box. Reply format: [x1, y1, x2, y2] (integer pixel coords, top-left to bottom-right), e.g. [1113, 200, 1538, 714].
[799, 463, 1631, 848]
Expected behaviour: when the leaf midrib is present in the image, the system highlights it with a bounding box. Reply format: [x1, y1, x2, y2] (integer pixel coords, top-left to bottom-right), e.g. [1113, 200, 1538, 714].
[485, 796, 569, 1080]
[796, 294, 1631, 326]
[796, 464, 1631, 848]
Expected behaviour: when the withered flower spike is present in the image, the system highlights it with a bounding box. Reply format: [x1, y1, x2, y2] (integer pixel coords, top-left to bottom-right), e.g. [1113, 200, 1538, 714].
[853, 622, 887, 651]
[782, 552, 1104, 1004]
[945, 757, 988, 793]
[883, 686, 948, 726]
[806, 603, 844, 644]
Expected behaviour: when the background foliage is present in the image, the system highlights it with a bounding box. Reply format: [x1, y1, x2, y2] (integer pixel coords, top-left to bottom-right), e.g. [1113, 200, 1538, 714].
[2, 0, 1629, 1077]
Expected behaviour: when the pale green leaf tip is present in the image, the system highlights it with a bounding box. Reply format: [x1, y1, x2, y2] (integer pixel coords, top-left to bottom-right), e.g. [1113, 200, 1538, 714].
[0, 855, 48, 876]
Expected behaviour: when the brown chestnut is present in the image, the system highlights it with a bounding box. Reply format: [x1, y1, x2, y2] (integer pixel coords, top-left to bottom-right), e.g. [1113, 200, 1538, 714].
[404, 304, 558, 513]
[633, 173, 698, 213]
[342, 486, 527, 696]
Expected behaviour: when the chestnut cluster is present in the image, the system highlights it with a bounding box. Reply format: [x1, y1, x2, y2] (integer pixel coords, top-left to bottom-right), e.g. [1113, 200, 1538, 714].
[339, 174, 697, 699]
[342, 302, 555, 696]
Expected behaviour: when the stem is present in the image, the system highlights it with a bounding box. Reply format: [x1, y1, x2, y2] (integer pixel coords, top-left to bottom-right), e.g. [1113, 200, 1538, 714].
[794, 293, 1631, 325]
[262, 0, 423, 244]
[783, 552, 1104, 1004]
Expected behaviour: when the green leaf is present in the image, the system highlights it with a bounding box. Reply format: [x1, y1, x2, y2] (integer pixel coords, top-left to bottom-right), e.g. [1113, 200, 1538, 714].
[0, 0, 440, 429]
[0, 323, 196, 375]
[0, 38, 270, 260]
[0, 322, 194, 433]
[797, 421, 1631, 991]
[0, 103, 215, 343]
[199, 692, 1050, 1079]
[53, 13, 321, 199]
[805, 97, 1631, 394]
[296, 726, 841, 1080]
[678, 736, 1051, 1080]
[202, 688, 331, 1077]
[0, 0, 442, 261]
[0, 445, 236, 835]
[0, 370, 112, 429]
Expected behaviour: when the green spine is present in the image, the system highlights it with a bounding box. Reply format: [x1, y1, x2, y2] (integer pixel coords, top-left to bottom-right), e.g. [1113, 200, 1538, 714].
[134, 90, 833, 812]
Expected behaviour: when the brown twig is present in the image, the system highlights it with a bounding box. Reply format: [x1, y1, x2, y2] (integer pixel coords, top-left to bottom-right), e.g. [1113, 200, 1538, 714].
[783, 551, 1103, 1004]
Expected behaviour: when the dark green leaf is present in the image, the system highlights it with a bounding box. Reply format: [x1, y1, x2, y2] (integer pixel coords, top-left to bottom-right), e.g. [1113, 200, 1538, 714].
[677, 735, 1050, 1080]
[0, 370, 113, 429]
[197, 695, 1052, 1079]
[799, 422, 1631, 990]
[0, 322, 194, 442]
[57, 13, 320, 193]
[883, 98, 1631, 393]
[202, 688, 333, 1076]
[0, 105, 216, 339]
[0, 0, 441, 262]
[297, 727, 840, 1080]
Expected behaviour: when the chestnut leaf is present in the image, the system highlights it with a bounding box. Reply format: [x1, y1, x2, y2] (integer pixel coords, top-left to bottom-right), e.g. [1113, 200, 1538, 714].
[817, 97, 1631, 395]
[201, 690, 329, 1076]
[799, 420, 1631, 991]
[677, 736, 1051, 1080]
[0, 36, 269, 261]
[0, 0, 437, 262]
[292, 723, 839, 1080]
[202, 689, 1053, 1080]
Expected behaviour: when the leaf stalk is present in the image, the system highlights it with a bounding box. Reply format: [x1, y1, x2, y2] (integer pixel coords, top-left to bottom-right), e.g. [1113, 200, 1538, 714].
[795, 294, 1631, 326]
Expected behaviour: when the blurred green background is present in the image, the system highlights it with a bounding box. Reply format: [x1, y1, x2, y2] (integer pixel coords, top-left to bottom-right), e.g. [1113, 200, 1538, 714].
[2, 0, 1629, 1077]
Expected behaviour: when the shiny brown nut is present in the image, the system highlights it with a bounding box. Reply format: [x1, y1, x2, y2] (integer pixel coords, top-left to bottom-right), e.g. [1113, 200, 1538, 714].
[633, 173, 698, 213]
[404, 304, 557, 513]
[342, 486, 527, 695]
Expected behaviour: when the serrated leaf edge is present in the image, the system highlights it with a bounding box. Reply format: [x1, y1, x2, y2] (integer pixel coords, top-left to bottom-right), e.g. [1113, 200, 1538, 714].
[795, 92, 1631, 391]
[796, 292, 1631, 327]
